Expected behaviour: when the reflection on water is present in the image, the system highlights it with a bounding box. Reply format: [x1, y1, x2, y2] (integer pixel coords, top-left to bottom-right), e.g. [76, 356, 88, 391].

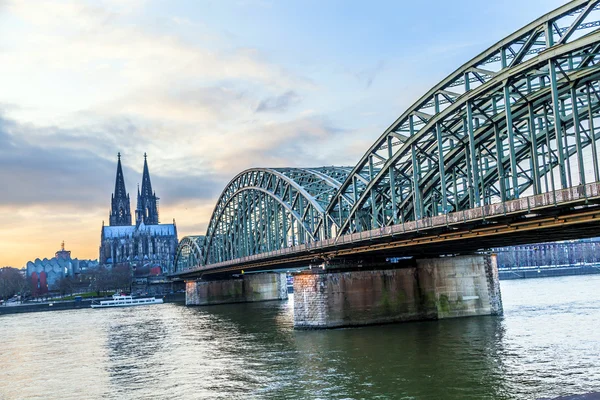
[106, 311, 168, 392]
[1, 275, 599, 400]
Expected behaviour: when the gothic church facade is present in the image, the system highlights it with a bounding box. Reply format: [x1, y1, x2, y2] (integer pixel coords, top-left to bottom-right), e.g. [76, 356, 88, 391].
[99, 154, 178, 275]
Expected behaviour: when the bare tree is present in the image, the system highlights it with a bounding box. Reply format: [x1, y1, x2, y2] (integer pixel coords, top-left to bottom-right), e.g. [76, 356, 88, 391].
[0, 267, 25, 301]
[111, 265, 132, 293]
[90, 267, 112, 297]
[54, 276, 75, 297]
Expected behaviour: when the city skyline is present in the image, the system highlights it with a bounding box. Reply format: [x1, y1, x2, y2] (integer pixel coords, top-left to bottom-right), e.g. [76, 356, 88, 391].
[0, 0, 565, 267]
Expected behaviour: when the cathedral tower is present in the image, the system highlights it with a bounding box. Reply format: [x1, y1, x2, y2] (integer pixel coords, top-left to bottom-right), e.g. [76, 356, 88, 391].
[109, 153, 132, 226]
[101, 152, 178, 274]
[136, 153, 159, 225]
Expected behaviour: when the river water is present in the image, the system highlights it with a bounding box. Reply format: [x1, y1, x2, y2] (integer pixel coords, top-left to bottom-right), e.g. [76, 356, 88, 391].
[1, 275, 599, 400]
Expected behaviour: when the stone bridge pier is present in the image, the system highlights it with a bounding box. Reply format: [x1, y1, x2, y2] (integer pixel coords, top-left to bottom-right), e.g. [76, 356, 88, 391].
[185, 272, 288, 306]
[293, 254, 503, 329]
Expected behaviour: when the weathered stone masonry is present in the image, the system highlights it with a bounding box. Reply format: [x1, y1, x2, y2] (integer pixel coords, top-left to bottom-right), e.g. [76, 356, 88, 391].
[293, 254, 503, 329]
[186, 272, 287, 306]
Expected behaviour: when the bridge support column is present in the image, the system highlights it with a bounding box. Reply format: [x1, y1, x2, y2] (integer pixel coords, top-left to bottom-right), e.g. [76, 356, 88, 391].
[293, 254, 502, 329]
[185, 272, 288, 306]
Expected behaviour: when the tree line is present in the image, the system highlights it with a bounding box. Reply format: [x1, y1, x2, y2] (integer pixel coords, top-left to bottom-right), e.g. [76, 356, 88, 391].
[0, 265, 133, 301]
[53, 265, 132, 296]
[0, 267, 28, 301]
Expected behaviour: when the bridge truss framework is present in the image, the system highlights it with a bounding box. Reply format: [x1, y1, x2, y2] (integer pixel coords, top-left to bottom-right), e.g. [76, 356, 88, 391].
[175, 0, 600, 273]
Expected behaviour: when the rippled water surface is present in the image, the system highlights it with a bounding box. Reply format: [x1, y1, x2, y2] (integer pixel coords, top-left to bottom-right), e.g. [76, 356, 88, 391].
[1, 275, 600, 399]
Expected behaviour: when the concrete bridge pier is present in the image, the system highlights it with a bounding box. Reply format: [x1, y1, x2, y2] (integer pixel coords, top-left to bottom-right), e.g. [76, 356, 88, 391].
[185, 272, 288, 306]
[292, 254, 503, 329]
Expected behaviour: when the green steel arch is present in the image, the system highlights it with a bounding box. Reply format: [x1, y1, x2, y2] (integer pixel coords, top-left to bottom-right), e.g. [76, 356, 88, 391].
[203, 167, 352, 265]
[173, 235, 205, 273]
[176, 0, 600, 271]
[326, 0, 600, 235]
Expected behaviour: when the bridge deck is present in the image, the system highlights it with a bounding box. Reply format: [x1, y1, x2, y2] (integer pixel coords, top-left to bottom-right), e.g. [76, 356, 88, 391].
[174, 182, 600, 278]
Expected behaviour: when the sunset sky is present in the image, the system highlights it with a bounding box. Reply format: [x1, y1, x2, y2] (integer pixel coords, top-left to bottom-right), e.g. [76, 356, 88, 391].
[0, 0, 565, 267]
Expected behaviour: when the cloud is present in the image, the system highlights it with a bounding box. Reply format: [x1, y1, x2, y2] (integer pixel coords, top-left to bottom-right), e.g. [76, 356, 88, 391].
[0, 118, 114, 208]
[0, 105, 355, 216]
[0, 110, 228, 267]
[102, 85, 255, 125]
[0, 113, 224, 209]
[151, 173, 225, 206]
[0, 0, 313, 127]
[0, 0, 380, 267]
[355, 60, 385, 89]
[202, 115, 352, 175]
[256, 90, 301, 113]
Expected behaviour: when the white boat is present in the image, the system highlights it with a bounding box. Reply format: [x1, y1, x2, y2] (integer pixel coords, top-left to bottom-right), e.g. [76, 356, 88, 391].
[91, 294, 163, 308]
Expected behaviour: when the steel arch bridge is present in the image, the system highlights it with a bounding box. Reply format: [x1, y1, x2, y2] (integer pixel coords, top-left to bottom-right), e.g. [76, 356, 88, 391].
[174, 236, 205, 273]
[202, 167, 353, 266]
[175, 0, 600, 273]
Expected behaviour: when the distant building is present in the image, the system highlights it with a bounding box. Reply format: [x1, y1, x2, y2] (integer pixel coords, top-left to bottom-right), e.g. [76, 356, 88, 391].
[494, 238, 600, 268]
[99, 153, 178, 276]
[26, 242, 98, 294]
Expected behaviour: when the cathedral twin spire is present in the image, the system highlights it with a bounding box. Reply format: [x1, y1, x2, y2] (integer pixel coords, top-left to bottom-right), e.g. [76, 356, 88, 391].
[136, 153, 159, 225]
[109, 153, 159, 226]
[109, 153, 131, 226]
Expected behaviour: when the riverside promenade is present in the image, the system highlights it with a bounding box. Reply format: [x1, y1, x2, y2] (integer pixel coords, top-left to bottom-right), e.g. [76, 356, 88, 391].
[0, 293, 185, 315]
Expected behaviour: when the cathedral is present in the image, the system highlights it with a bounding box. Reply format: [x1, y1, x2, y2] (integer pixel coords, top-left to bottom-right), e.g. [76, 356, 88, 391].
[99, 153, 178, 275]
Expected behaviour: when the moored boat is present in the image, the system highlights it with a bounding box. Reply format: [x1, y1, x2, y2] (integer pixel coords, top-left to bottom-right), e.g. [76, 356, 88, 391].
[91, 294, 163, 308]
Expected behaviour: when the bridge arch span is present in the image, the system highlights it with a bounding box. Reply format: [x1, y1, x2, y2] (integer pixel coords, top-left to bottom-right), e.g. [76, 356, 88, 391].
[173, 235, 205, 273]
[325, 0, 600, 235]
[202, 167, 352, 265]
[174, 0, 600, 272]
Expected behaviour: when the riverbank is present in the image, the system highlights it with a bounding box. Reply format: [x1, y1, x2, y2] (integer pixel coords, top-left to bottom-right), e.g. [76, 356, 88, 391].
[0, 293, 185, 316]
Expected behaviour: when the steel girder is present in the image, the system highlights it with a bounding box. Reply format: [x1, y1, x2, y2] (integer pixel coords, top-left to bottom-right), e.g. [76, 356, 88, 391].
[177, 0, 600, 270]
[173, 235, 205, 273]
[203, 167, 352, 265]
[326, 0, 600, 235]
